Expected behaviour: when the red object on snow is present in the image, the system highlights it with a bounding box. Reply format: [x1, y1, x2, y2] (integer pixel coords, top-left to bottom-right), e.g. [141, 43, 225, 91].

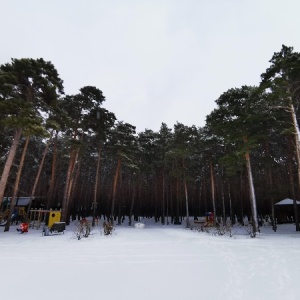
[19, 223, 29, 233]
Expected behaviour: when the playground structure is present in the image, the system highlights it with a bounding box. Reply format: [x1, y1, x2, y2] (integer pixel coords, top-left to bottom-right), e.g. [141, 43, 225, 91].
[0, 209, 9, 225]
[29, 209, 66, 235]
[0, 196, 44, 225]
[0, 207, 65, 234]
[0, 206, 28, 225]
[192, 212, 215, 230]
[29, 209, 61, 229]
[205, 212, 214, 226]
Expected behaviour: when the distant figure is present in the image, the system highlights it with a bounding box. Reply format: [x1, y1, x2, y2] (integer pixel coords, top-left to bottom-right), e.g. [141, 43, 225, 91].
[11, 206, 19, 224]
[81, 217, 87, 224]
[17, 223, 28, 233]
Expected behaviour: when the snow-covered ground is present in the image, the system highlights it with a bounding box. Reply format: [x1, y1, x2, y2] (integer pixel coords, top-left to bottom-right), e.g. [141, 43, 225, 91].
[0, 218, 299, 300]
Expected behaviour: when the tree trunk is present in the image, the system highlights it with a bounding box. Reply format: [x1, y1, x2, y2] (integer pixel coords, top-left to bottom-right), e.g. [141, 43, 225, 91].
[221, 179, 226, 226]
[244, 146, 259, 237]
[166, 179, 169, 225]
[264, 141, 277, 232]
[4, 136, 29, 232]
[184, 180, 190, 228]
[117, 169, 123, 225]
[0, 128, 22, 206]
[61, 149, 77, 222]
[289, 103, 300, 231]
[47, 131, 58, 209]
[239, 171, 244, 225]
[228, 183, 234, 225]
[203, 174, 207, 213]
[271, 100, 300, 231]
[210, 158, 216, 226]
[198, 179, 203, 218]
[92, 145, 101, 227]
[268, 164, 277, 232]
[175, 178, 180, 224]
[111, 157, 122, 224]
[27, 134, 52, 217]
[161, 172, 165, 225]
[68, 155, 81, 217]
[129, 182, 136, 226]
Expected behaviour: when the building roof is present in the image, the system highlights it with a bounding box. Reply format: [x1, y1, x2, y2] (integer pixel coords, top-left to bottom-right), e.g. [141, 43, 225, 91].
[275, 198, 300, 205]
[2, 197, 33, 206]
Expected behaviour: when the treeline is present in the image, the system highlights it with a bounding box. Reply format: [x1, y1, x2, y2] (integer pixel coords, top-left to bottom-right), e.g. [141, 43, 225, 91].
[1, 45, 300, 235]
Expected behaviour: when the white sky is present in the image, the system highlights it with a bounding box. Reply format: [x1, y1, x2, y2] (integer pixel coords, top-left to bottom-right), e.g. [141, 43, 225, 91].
[1, 0, 300, 133]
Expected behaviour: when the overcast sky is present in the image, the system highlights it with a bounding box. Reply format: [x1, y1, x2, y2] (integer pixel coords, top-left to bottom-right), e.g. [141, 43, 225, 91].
[1, 0, 300, 133]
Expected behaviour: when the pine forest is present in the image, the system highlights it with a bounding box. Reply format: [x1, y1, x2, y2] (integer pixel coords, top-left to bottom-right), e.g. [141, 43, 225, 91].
[1, 45, 300, 236]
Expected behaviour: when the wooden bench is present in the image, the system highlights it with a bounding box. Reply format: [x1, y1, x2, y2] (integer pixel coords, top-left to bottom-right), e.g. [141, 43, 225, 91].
[43, 223, 65, 236]
[193, 220, 216, 229]
[49, 222, 66, 234]
[192, 220, 206, 230]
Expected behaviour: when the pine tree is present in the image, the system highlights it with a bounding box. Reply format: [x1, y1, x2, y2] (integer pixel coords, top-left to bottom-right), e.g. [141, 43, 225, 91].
[0, 58, 63, 208]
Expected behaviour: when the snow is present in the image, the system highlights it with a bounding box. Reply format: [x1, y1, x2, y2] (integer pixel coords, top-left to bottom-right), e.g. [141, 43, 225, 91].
[1, 218, 300, 300]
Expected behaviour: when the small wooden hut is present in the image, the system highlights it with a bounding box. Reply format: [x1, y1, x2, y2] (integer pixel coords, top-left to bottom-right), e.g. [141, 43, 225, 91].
[275, 198, 300, 223]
